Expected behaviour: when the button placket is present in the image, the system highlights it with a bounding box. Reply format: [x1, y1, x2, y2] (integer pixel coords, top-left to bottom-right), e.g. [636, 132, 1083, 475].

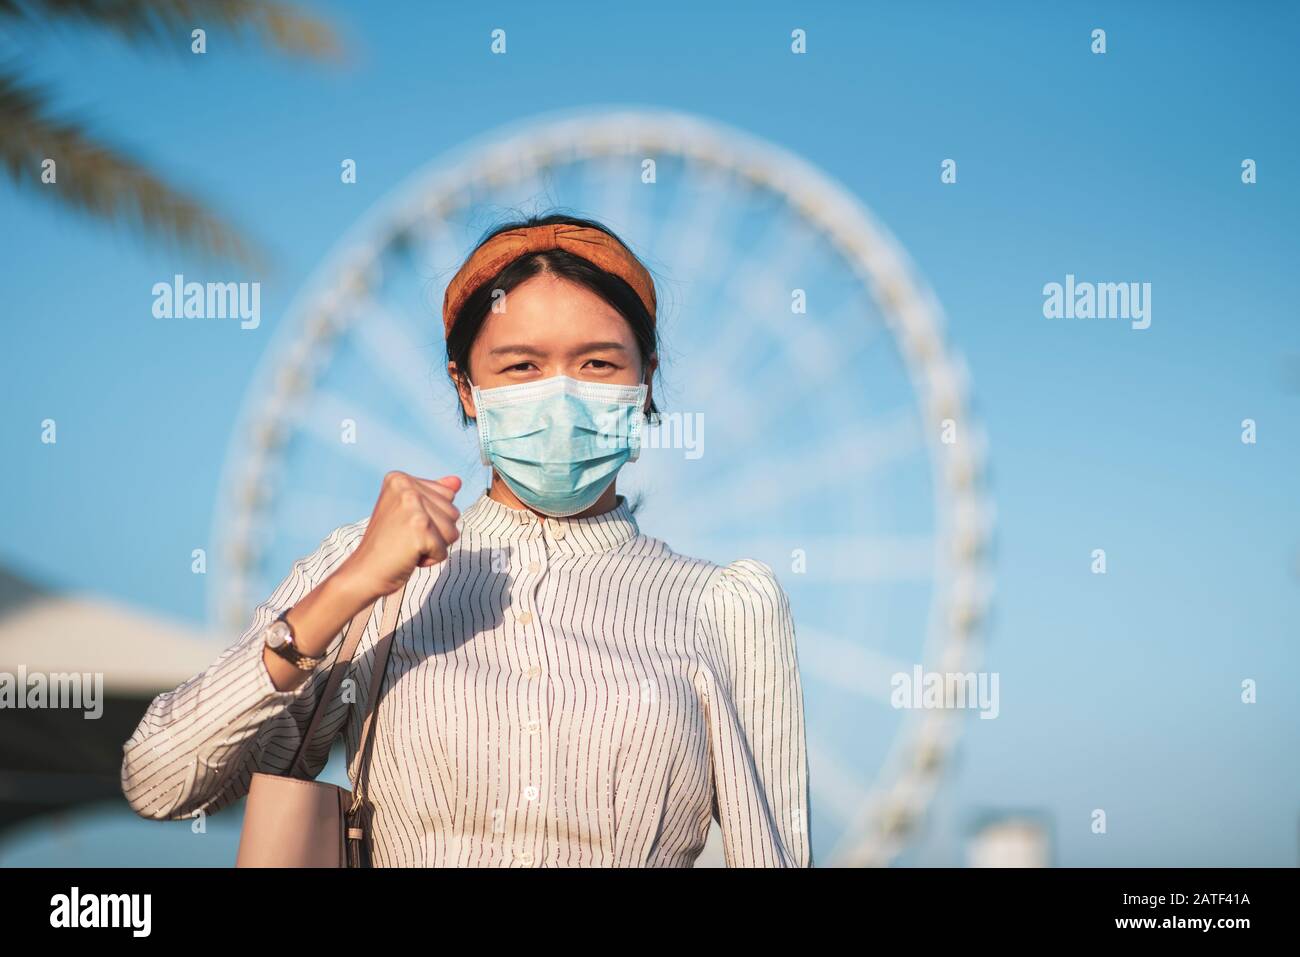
[508, 521, 542, 627]
[514, 535, 549, 866]
[452, 494, 643, 868]
[521, 526, 550, 642]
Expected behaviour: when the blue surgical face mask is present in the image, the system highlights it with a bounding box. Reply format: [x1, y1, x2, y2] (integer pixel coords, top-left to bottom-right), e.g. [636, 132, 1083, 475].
[471, 374, 649, 518]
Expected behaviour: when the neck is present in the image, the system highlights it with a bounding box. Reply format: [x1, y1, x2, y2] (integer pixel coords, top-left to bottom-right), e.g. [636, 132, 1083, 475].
[487, 472, 621, 519]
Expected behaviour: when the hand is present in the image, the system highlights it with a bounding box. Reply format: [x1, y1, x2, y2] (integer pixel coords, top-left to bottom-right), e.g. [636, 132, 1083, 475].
[335, 471, 463, 602]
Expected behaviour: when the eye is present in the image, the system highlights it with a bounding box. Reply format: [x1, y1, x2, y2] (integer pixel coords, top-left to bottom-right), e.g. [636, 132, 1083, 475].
[584, 359, 615, 370]
[505, 361, 535, 372]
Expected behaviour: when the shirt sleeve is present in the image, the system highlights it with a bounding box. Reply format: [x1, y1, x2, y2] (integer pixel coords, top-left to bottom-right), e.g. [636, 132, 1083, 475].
[119, 520, 368, 822]
[698, 558, 814, 867]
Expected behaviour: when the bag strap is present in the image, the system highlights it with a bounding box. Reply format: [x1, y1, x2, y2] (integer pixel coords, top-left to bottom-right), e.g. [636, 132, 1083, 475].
[347, 588, 403, 815]
[287, 583, 405, 779]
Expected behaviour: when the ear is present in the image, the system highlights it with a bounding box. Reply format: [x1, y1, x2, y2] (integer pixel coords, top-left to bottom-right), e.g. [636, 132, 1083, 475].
[641, 353, 658, 415]
[448, 361, 477, 419]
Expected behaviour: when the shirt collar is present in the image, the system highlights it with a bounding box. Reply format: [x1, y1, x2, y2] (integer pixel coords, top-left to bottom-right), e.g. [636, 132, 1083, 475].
[458, 489, 640, 555]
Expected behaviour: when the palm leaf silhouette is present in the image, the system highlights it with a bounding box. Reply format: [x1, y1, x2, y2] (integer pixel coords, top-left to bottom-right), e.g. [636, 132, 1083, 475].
[0, 0, 344, 268]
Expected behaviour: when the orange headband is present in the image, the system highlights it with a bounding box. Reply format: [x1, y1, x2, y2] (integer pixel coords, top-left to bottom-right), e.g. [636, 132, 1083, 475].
[441, 223, 657, 339]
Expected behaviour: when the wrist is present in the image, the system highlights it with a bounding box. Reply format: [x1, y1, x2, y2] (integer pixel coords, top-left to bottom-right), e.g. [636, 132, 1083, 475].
[263, 610, 326, 672]
[327, 557, 383, 611]
[277, 561, 378, 660]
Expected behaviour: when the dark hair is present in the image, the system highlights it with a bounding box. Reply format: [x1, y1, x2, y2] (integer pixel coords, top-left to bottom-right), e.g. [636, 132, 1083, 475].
[445, 212, 660, 426]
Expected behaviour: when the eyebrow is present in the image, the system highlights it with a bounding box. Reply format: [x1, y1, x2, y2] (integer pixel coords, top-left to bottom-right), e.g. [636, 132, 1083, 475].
[488, 342, 629, 357]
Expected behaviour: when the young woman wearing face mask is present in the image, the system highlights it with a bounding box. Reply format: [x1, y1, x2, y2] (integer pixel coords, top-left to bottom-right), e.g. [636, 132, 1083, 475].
[121, 214, 813, 868]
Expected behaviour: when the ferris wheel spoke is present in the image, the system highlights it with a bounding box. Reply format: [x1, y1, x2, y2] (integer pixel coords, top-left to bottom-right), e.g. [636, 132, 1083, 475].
[723, 374, 896, 460]
[672, 410, 925, 535]
[710, 533, 935, 583]
[704, 261, 877, 417]
[797, 625, 916, 703]
[688, 331, 888, 453]
[345, 299, 464, 449]
[269, 488, 372, 546]
[684, 216, 803, 368]
[421, 222, 489, 319]
[754, 302, 894, 408]
[655, 164, 733, 271]
[296, 387, 445, 476]
[806, 735, 870, 829]
[656, 168, 752, 303]
[583, 155, 639, 243]
[626, 154, 682, 255]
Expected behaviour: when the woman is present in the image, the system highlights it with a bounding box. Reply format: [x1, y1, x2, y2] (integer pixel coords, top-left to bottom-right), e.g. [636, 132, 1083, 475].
[121, 213, 813, 867]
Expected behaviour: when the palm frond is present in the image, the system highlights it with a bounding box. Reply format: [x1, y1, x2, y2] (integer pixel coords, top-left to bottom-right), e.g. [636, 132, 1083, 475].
[0, 0, 342, 60]
[0, 70, 266, 268]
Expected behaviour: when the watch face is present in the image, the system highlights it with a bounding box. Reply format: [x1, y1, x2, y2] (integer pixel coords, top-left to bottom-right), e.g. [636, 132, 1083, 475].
[265, 619, 292, 649]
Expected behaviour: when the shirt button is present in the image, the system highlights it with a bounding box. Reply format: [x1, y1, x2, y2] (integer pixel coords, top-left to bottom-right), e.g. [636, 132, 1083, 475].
[516, 609, 533, 626]
[524, 718, 541, 733]
[517, 851, 533, 865]
[528, 560, 541, 574]
[547, 518, 567, 540]
[525, 665, 542, 679]
[523, 785, 538, 802]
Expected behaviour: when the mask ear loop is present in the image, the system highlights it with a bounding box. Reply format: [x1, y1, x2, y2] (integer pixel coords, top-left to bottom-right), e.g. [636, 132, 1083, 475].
[627, 383, 650, 463]
[467, 379, 492, 466]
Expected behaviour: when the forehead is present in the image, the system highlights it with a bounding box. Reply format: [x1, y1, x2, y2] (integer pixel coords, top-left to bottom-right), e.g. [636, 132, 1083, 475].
[472, 274, 634, 348]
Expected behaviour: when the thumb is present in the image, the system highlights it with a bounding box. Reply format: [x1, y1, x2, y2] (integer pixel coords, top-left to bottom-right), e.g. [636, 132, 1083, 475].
[434, 475, 463, 493]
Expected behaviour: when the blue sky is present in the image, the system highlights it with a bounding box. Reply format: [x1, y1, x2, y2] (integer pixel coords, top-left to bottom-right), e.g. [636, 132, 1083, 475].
[1, 1, 1297, 866]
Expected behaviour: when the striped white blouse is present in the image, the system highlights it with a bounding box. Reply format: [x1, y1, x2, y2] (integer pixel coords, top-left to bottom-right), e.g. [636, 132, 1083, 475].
[121, 490, 813, 867]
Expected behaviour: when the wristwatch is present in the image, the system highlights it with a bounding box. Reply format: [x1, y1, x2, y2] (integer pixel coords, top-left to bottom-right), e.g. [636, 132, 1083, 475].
[262, 609, 325, 671]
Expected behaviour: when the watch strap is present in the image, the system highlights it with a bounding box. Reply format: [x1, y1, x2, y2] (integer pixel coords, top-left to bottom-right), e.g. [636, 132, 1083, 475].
[269, 610, 325, 670]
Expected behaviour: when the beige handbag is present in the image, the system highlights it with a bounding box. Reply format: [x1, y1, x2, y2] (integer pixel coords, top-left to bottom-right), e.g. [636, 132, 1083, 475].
[235, 583, 405, 867]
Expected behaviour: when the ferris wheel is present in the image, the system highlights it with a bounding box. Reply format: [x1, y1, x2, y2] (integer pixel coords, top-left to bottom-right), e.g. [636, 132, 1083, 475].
[209, 106, 994, 867]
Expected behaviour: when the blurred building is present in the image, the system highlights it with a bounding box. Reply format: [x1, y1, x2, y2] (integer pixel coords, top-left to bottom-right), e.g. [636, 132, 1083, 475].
[0, 563, 227, 840]
[966, 810, 1054, 867]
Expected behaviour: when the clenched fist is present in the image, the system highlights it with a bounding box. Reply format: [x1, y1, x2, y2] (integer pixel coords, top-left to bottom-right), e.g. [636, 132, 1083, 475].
[337, 471, 463, 602]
